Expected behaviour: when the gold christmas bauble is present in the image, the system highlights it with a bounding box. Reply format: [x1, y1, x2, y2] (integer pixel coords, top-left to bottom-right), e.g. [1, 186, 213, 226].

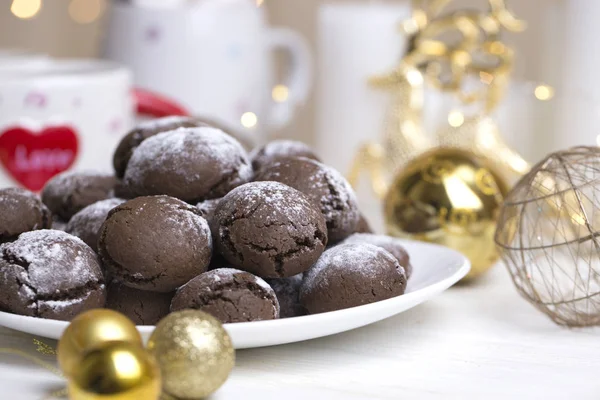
[384, 147, 509, 280]
[147, 310, 235, 399]
[58, 309, 142, 378]
[68, 341, 161, 400]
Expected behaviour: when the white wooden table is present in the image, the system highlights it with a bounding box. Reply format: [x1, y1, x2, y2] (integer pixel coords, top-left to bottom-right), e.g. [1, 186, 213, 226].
[2, 264, 599, 400]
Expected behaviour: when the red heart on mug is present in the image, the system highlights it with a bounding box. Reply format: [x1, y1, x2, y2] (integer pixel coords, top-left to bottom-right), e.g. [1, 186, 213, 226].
[0, 125, 79, 191]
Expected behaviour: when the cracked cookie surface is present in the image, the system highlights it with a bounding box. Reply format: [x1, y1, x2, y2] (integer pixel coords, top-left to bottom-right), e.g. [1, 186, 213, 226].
[113, 116, 204, 178]
[98, 196, 212, 293]
[0, 188, 52, 243]
[171, 268, 279, 323]
[0, 230, 106, 321]
[254, 157, 359, 243]
[300, 243, 407, 314]
[123, 127, 252, 203]
[214, 182, 327, 278]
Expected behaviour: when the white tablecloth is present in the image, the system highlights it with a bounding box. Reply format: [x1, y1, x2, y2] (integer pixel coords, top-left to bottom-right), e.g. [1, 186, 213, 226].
[2, 265, 599, 400]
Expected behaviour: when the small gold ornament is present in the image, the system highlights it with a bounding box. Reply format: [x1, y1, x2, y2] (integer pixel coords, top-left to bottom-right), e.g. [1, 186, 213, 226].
[68, 341, 161, 400]
[385, 147, 508, 280]
[58, 309, 142, 378]
[147, 310, 235, 399]
[496, 147, 600, 327]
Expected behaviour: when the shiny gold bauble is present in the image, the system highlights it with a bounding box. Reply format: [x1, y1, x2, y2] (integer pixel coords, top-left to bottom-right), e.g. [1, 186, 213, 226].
[58, 309, 142, 378]
[147, 310, 235, 399]
[68, 341, 161, 400]
[384, 147, 509, 280]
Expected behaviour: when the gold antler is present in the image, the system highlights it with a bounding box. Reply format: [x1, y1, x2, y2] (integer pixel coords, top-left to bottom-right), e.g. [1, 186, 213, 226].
[350, 0, 528, 196]
[490, 0, 526, 32]
[406, 0, 524, 104]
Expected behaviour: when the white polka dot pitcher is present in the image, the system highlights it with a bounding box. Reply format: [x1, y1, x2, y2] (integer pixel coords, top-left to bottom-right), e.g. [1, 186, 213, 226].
[103, 0, 312, 140]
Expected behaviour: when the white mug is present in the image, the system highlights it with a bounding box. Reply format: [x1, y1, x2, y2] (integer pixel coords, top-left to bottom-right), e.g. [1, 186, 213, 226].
[316, 2, 412, 173]
[0, 59, 186, 191]
[103, 0, 312, 140]
[316, 2, 413, 233]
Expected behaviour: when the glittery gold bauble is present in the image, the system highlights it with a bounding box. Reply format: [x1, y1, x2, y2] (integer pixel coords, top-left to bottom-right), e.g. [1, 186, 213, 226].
[147, 310, 235, 399]
[384, 147, 508, 280]
[68, 341, 161, 400]
[58, 309, 142, 378]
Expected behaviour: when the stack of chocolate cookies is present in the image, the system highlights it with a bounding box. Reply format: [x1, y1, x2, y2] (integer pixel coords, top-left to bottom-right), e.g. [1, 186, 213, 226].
[0, 117, 411, 325]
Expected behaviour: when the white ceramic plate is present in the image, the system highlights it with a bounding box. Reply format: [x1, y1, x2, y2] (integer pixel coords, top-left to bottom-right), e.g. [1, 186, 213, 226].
[0, 240, 469, 349]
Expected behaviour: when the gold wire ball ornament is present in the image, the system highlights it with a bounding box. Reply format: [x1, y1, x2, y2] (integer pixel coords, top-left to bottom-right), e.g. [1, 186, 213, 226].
[495, 147, 600, 327]
[385, 147, 508, 280]
[57, 309, 143, 378]
[147, 310, 235, 399]
[68, 341, 161, 400]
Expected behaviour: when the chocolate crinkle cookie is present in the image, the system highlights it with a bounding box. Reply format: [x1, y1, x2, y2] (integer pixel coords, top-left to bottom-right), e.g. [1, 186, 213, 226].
[0, 230, 106, 320]
[250, 140, 320, 172]
[123, 127, 252, 203]
[113, 179, 135, 200]
[42, 171, 116, 221]
[265, 274, 306, 318]
[106, 281, 173, 325]
[171, 268, 279, 323]
[0, 188, 52, 243]
[341, 233, 413, 278]
[214, 181, 328, 278]
[254, 157, 360, 243]
[300, 243, 407, 314]
[66, 198, 125, 252]
[113, 116, 204, 178]
[98, 196, 212, 293]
